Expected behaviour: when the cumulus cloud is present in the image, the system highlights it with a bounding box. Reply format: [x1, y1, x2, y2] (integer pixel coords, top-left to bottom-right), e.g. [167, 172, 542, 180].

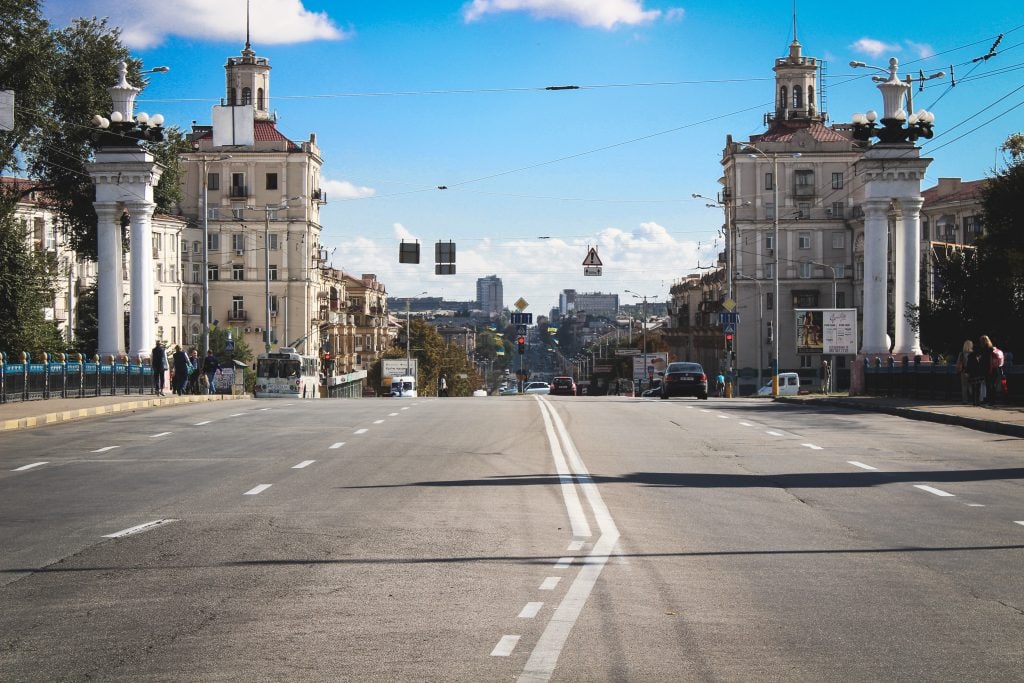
[850, 37, 901, 58]
[46, 0, 349, 49]
[322, 178, 376, 200]
[905, 40, 935, 59]
[462, 0, 664, 30]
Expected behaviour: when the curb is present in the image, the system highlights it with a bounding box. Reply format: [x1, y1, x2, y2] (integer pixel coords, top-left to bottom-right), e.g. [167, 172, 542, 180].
[1, 394, 251, 432]
[776, 396, 1024, 439]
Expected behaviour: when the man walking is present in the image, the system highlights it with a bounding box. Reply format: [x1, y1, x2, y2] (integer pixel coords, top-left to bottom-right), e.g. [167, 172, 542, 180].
[151, 341, 168, 396]
[203, 349, 219, 395]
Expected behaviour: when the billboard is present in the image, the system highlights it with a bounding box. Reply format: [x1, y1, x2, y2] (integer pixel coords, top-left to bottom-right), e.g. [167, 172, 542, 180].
[795, 309, 858, 355]
[381, 358, 418, 380]
[632, 352, 668, 381]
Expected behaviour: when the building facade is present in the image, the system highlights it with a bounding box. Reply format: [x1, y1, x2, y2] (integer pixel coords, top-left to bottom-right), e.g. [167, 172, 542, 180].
[476, 275, 503, 317]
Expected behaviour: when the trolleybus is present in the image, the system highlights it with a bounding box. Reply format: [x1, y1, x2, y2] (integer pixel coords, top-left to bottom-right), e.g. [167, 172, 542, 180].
[255, 348, 320, 398]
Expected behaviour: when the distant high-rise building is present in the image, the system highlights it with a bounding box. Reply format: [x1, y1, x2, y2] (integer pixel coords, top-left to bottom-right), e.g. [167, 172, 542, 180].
[476, 275, 503, 316]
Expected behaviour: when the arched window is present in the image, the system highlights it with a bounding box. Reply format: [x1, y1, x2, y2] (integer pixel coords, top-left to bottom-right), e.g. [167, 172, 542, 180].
[779, 86, 788, 109]
[242, 88, 252, 105]
[257, 88, 265, 110]
[807, 85, 815, 110]
[227, 88, 236, 106]
[792, 85, 803, 109]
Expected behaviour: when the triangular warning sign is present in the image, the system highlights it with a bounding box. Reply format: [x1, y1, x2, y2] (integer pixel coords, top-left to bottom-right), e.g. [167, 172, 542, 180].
[582, 247, 603, 266]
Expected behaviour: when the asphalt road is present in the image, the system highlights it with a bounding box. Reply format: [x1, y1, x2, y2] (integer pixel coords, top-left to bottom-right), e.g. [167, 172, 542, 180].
[1, 395, 1021, 681]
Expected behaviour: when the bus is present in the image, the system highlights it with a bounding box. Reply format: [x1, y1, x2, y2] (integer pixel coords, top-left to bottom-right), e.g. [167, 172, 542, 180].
[255, 348, 320, 398]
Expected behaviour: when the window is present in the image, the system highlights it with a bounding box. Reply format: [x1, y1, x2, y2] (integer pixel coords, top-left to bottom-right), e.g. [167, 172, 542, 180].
[207, 207, 219, 220]
[268, 233, 279, 251]
[231, 173, 245, 198]
[207, 173, 220, 191]
[779, 86, 787, 109]
[766, 292, 774, 310]
[257, 88, 265, 110]
[793, 170, 814, 196]
[193, 240, 201, 254]
[830, 202, 845, 219]
[208, 233, 220, 251]
[267, 207, 278, 221]
[232, 234, 245, 252]
[922, 219, 930, 239]
[241, 88, 252, 105]
[156, 264, 163, 282]
[232, 296, 244, 315]
[797, 202, 811, 219]
[832, 232, 845, 249]
[799, 261, 812, 279]
[836, 291, 846, 308]
[965, 215, 980, 235]
[231, 206, 244, 220]
[266, 173, 278, 190]
[171, 297, 176, 314]
[171, 327, 176, 344]
[269, 295, 279, 313]
[765, 262, 775, 279]
[208, 264, 219, 281]
[765, 234, 775, 252]
[764, 172, 773, 190]
[157, 296, 164, 314]
[832, 172, 843, 189]
[856, 259, 864, 280]
[793, 291, 819, 307]
[227, 88, 236, 106]
[766, 202, 776, 219]
[792, 85, 803, 108]
[833, 264, 846, 279]
[232, 264, 245, 280]
[798, 233, 811, 250]
[800, 355, 815, 368]
[269, 264, 278, 281]
[192, 263, 201, 284]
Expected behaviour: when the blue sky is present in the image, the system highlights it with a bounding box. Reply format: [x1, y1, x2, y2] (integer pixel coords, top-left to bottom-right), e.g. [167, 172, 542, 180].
[43, 1, 1024, 315]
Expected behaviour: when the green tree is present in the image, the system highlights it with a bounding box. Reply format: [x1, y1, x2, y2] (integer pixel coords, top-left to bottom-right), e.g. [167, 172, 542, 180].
[150, 126, 189, 213]
[0, 193, 63, 355]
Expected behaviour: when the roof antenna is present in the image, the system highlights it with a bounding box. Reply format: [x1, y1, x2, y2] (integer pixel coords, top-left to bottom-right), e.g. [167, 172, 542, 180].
[792, 0, 798, 42]
[244, 0, 252, 52]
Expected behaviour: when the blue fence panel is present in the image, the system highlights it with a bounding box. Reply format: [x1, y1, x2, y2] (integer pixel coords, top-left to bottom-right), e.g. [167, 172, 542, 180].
[26, 363, 46, 400]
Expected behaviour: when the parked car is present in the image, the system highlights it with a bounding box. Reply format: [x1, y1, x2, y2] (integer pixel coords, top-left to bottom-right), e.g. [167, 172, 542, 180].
[660, 362, 709, 400]
[757, 372, 801, 396]
[550, 376, 576, 396]
[524, 381, 551, 394]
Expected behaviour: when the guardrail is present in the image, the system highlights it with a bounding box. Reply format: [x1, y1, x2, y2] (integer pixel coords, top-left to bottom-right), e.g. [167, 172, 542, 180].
[0, 352, 154, 404]
[862, 354, 1021, 404]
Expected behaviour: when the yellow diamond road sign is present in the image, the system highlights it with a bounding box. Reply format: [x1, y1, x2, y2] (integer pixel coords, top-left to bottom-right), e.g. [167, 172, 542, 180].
[514, 297, 529, 311]
[723, 298, 736, 312]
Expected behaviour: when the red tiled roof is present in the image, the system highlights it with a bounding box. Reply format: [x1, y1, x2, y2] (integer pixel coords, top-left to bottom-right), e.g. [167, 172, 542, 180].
[922, 178, 987, 205]
[195, 120, 301, 151]
[752, 120, 853, 144]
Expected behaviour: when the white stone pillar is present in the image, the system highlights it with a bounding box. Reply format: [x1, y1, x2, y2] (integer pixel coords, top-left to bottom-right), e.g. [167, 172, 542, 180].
[893, 196, 924, 356]
[860, 198, 891, 355]
[95, 203, 124, 358]
[126, 200, 157, 357]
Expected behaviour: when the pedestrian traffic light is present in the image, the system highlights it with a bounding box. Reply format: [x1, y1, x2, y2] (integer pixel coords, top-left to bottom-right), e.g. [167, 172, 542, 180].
[517, 336, 525, 354]
[725, 332, 734, 352]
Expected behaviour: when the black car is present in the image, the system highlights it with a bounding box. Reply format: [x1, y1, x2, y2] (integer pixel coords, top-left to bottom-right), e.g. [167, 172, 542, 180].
[550, 376, 577, 396]
[660, 362, 709, 400]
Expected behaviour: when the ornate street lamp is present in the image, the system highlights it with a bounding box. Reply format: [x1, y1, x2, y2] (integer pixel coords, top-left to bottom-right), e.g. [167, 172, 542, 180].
[849, 58, 942, 143]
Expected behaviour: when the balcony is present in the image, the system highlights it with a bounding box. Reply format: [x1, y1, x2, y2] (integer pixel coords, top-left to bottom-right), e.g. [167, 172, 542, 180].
[227, 309, 248, 321]
[229, 186, 248, 198]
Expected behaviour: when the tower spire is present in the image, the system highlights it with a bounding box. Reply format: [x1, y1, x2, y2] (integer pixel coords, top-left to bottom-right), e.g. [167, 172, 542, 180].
[792, 0, 798, 42]
[244, 0, 253, 54]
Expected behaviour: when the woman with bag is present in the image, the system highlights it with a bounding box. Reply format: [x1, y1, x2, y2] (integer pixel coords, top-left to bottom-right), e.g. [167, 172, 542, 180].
[171, 345, 192, 396]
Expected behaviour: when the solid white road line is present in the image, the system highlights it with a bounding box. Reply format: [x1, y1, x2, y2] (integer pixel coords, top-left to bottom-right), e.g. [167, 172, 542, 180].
[519, 602, 544, 619]
[740, 422, 753, 427]
[847, 461, 879, 471]
[292, 460, 315, 469]
[244, 484, 272, 495]
[914, 484, 955, 497]
[91, 446, 119, 453]
[194, 420, 212, 426]
[539, 577, 561, 590]
[373, 419, 385, 424]
[12, 462, 48, 471]
[536, 397, 592, 539]
[801, 443, 823, 450]
[229, 413, 245, 417]
[354, 428, 368, 435]
[150, 432, 172, 438]
[102, 519, 176, 538]
[329, 442, 345, 449]
[259, 408, 270, 411]
[965, 503, 986, 507]
[554, 557, 574, 569]
[491, 635, 521, 657]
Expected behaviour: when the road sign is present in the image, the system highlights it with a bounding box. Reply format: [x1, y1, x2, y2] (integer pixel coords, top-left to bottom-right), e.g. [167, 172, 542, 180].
[719, 311, 740, 325]
[582, 247, 603, 266]
[514, 297, 529, 311]
[584, 266, 602, 276]
[516, 324, 527, 336]
[723, 323, 735, 334]
[615, 348, 640, 356]
[510, 312, 533, 325]
[722, 298, 736, 312]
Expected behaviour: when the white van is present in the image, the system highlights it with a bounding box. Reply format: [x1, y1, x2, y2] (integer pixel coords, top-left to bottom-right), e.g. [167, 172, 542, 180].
[757, 372, 801, 396]
[390, 376, 417, 397]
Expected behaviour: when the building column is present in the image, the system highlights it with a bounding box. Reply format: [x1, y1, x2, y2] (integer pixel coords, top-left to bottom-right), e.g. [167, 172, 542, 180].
[126, 200, 157, 357]
[894, 196, 924, 357]
[860, 198, 891, 355]
[95, 202, 124, 358]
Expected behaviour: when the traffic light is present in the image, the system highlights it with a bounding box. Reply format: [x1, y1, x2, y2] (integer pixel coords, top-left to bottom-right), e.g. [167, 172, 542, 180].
[725, 332, 734, 352]
[517, 336, 525, 354]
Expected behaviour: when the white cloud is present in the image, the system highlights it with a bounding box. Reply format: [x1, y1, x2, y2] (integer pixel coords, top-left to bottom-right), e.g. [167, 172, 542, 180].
[850, 37, 901, 58]
[905, 40, 935, 59]
[48, 0, 349, 49]
[462, 0, 663, 30]
[322, 178, 377, 200]
[323, 219, 716, 313]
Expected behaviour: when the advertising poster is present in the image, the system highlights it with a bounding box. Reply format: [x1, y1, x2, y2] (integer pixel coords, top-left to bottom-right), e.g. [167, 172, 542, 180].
[632, 352, 668, 381]
[795, 309, 858, 355]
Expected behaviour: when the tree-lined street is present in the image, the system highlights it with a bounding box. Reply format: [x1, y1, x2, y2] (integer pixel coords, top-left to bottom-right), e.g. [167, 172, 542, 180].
[2, 397, 1021, 680]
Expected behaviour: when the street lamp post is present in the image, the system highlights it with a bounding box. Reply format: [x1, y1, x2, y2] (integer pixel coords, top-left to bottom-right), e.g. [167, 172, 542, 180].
[195, 156, 231, 357]
[625, 290, 651, 388]
[810, 261, 837, 307]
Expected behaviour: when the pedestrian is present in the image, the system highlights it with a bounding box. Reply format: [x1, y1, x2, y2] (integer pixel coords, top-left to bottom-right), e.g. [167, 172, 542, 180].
[978, 335, 1004, 404]
[715, 372, 725, 397]
[171, 345, 191, 395]
[821, 359, 832, 395]
[439, 375, 448, 397]
[954, 340, 973, 404]
[203, 349, 219, 395]
[965, 346, 984, 406]
[151, 341, 168, 396]
[188, 349, 201, 394]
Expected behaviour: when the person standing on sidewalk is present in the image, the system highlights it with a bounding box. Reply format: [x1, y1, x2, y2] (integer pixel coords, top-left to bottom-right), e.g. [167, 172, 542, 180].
[978, 335, 996, 404]
[955, 340, 974, 404]
[965, 347, 984, 406]
[821, 359, 832, 395]
[203, 350, 219, 395]
[151, 341, 168, 396]
[171, 345, 191, 395]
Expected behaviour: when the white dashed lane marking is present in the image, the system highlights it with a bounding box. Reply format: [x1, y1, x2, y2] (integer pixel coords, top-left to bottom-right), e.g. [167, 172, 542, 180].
[329, 442, 345, 449]
[389, 412, 399, 416]
[740, 422, 753, 427]
[194, 421, 212, 426]
[554, 557, 574, 569]
[292, 460, 316, 469]
[848, 461, 878, 471]
[539, 577, 561, 590]
[914, 484, 954, 497]
[354, 428, 368, 435]
[518, 603, 544, 619]
[244, 484, 272, 496]
[91, 446, 119, 453]
[102, 519, 175, 538]
[801, 443, 823, 450]
[1014, 521, 1024, 527]
[373, 420, 385, 424]
[766, 431, 783, 437]
[491, 635, 520, 657]
[150, 432, 172, 438]
[12, 462, 48, 471]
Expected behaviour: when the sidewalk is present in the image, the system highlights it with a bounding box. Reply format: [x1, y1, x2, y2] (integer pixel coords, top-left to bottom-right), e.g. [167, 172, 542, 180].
[777, 394, 1024, 439]
[0, 392, 250, 432]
